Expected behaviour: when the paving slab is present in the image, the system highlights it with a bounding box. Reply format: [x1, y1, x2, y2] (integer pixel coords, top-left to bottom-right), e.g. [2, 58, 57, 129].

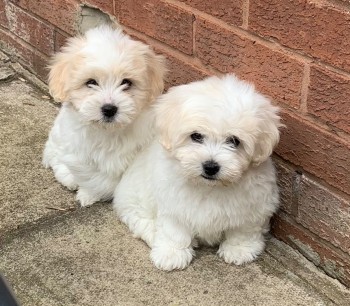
[0, 50, 9, 62]
[0, 77, 77, 238]
[0, 66, 15, 81]
[2, 204, 349, 306]
[0, 65, 349, 306]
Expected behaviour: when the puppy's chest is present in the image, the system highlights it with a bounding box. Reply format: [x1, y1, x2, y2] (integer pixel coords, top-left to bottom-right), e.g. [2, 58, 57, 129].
[84, 134, 137, 174]
[176, 193, 240, 232]
[194, 201, 234, 230]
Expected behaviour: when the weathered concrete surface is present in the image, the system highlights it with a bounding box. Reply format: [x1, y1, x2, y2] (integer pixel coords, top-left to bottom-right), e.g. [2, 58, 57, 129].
[0, 56, 349, 305]
[0, 65, 77, 236]
[2, 204, 349, 306]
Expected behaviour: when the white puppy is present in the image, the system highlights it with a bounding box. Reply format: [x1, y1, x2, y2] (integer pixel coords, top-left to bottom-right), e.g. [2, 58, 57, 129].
[43, 25, 165, 207]
[114, 74, 282, 271]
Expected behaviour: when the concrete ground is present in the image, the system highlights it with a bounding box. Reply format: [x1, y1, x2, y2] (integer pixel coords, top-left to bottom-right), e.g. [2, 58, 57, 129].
[0, 52, 349, 306]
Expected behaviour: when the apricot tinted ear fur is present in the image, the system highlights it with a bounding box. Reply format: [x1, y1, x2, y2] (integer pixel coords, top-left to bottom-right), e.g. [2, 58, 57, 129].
[48, 36, 85, 102]
[252, 101, 282, 166]
[154, 87, 181, 151]
[145, 48, 166, 102]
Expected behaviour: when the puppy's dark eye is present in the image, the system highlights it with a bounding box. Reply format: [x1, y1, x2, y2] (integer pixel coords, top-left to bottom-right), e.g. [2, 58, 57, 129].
[120, 79, 132, 90]
[190, 132, 204, 143]
[226, 136, 240, 148]
[86, 79, 98, 87]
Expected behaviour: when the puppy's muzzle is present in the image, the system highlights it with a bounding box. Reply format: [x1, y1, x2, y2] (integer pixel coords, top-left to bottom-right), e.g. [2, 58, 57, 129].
[101, 104, 118, 121]
[202, 160, 220, 180]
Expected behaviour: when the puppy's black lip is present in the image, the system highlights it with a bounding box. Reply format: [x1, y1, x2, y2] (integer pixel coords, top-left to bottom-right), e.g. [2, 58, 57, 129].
[201, 174, 217, 181]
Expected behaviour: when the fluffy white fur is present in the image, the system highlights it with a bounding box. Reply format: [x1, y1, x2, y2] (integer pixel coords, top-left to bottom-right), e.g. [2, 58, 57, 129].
[43, 25, 165, 206]
[114, 74, 283, 271]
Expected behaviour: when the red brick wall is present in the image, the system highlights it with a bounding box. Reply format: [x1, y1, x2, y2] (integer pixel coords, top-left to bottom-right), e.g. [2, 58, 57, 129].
[0, 0, 349, 287]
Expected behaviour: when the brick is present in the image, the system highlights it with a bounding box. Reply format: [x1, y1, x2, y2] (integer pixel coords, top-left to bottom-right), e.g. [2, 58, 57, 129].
[272, 214, 350, 287]
[308, 66, 350, 134]
[276, 111, 350, 195]
[11, 0, 80, 35]
[164, 53, 208, 89]
[114, 1, 120, 16]
[297, 176, 350, 255]
[0, 0, 9, 28]
[54, 30, 69, 52]
[6, 2, 54, 56]
[273, 159, 297, 215]
[83, 0, 114, 15]
[178, 0, 243, 26]
[123, 28, 207, 89]
[195, 18, 304, 108]
[119, 0, 193, 55]
[0, 28, 48, 81]
[249, 0, 350, 71]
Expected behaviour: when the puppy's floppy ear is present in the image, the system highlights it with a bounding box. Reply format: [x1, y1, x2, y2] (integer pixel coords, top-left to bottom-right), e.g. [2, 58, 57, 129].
[154, 87, 180, 151]
[145, 48, 166, 101]
[252, 97, 283, 166]
[48, 36, 84, 102]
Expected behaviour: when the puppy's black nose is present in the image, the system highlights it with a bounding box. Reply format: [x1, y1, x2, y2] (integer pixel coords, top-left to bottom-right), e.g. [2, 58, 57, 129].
[202, 160, 220, 176]
[101, 104, 118, 118]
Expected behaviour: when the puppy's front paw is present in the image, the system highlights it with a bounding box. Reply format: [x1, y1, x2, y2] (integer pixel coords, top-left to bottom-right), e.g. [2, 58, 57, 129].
[150, 245, 194, 271]
[218, 239, 265, 265]
[76, 189, 99, 207]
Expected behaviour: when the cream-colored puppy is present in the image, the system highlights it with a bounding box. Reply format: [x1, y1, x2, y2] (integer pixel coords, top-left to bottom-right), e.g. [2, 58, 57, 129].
[43, 25, 165, 207]
[114, 74, 282, 271]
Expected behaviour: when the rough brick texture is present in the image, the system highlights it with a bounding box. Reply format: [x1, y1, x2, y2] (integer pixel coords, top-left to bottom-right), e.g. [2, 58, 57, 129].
[6, 2, 54, 55]
[122, 28, 209, 88]
[0, 0, 349, 287]
[179, 0, 243, 26]
[277, 111, 350, 195]
[0, 28, 48, 80]
[274, 159, 297, 216]
[273, 214, 350, 286]
[308, 66, 350, 134]
[0, 0, 8, 28]
[297, 176, 350, 256]
[119, 0, 194, 54]
[11, 0, 80, 35]
[84, 0, 114, 15]
[195, 18, 304, 108]
[249, 0, 350, 71]
[164, 53, 208, 88]
[54, 30, 68, 52]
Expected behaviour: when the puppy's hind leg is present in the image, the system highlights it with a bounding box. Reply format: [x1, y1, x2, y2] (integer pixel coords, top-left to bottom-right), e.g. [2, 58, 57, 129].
[76, 173, 119, 207]
[43, 144, 78, 191]
[117, 199, 157, 248]
[52, 163, 78, 191]
[73, 165, 120, 207]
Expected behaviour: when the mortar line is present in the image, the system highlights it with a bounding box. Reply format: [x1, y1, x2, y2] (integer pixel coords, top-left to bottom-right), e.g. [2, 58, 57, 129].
[0, 26, 49, 59]
[299, 63, 310, 114]
[122, 25, 220, 76]
[242, 0, 250, 30]
[273, 154, 350, 200]
[163, 0, 350, 77]
[192, 14, 197, 57]
[274, 212, 350, 262]
[124, 25, 350, 142]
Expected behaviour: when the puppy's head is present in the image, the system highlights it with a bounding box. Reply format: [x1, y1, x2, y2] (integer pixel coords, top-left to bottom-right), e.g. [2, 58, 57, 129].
[49, 25, 165, 127]
[155, 74, 282, 185]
